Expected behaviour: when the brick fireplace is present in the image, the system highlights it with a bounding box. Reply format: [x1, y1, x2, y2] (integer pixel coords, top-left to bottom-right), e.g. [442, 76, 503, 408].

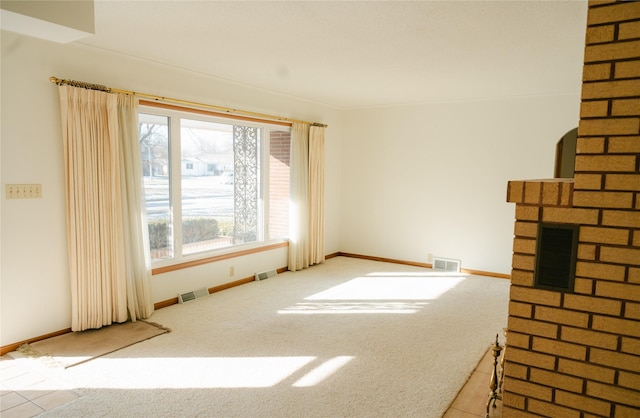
[502, 1, 639, 416]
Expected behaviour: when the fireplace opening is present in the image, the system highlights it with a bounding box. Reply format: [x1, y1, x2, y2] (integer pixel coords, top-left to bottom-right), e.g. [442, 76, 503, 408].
[534, 222, 579, 292]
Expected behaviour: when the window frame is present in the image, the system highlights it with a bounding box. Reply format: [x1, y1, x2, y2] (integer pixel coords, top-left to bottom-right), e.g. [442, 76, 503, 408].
[138, 101, 291, 271]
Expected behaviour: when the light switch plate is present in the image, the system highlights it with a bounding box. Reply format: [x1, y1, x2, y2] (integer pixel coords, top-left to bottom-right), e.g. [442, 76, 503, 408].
[6, 184, 42, 199]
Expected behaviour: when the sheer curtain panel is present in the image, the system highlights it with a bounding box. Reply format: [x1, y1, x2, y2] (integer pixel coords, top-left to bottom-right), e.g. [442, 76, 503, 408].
[117, 94, 154, 321]
[58, 85, 153, 331]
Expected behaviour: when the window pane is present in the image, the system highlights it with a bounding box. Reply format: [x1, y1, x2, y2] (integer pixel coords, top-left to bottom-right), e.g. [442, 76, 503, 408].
[140, 106, 290, 264]
[181, 119, 235, 255]
[139, 113, 172, 260]
[269, 130, 290, 239]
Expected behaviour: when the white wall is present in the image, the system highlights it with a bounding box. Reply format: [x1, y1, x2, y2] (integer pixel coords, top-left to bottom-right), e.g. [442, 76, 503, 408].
[0, 30, 342, 346]
[341, 96, 581, 274]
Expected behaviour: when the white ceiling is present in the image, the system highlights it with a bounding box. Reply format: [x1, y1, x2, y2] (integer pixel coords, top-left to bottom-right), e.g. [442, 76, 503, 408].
[78, 1, 588, 109]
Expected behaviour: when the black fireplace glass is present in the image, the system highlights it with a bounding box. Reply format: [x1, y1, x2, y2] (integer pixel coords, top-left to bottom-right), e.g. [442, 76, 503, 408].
[534, 223, 579, 292]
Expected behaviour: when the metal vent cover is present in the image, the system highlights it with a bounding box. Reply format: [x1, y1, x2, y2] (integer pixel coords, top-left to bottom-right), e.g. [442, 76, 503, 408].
[178, 287, 209, 303]
[255, 269, 278, 281]
[432, 257, 461, 272]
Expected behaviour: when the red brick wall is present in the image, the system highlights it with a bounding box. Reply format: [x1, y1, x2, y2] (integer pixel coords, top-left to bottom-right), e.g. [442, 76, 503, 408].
[503, 1, 640, 416]
[269, 130, 290, 239]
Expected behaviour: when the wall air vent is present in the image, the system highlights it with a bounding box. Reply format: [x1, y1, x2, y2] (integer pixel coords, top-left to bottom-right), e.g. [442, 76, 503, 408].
[432, 257, 461, 272]
[255, 269, 278, 281]
[178, 287, 209, 303]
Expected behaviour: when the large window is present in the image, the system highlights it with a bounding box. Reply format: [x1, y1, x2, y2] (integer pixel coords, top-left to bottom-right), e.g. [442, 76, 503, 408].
[139, 105, 290, 264]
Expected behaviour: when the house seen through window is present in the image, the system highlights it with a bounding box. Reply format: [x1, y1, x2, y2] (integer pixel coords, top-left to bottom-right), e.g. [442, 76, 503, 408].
[139, 105, 291, 263]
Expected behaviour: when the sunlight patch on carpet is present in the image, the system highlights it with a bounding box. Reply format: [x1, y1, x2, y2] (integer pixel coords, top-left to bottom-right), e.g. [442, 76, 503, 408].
[278, 301, 427, 314]
[305, 274, 466, 301]
[65, 356, 320, 389]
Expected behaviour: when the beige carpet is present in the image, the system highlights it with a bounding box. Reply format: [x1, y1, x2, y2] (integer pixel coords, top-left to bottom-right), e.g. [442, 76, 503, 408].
[21, 257, 509, 417]
[16, 320, 170, 368]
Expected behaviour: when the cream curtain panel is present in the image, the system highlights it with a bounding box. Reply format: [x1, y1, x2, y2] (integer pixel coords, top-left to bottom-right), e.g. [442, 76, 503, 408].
[288, 123, 310, 271]
[58, 85, 153, 331]
[288, 123, 325, 271]
[308, 125, 325, 266]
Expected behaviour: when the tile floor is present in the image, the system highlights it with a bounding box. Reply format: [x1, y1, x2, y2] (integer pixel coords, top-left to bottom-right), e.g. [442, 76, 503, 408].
[0, 354, 79, 417]
[444, 349, 503, 418]
[1, 349, 502, 417]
